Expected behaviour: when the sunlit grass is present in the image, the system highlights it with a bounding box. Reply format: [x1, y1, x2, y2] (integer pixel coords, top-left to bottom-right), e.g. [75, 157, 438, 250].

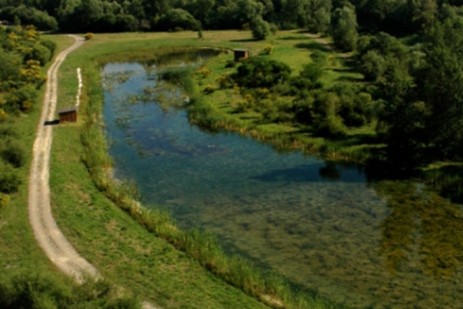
[37, 30, 347, 309]
[186, 30, 373, 162]
[0, 33, 90, 302]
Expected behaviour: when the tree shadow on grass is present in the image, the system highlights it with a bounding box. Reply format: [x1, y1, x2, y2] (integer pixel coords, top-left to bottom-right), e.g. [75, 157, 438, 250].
[278, 35, 309, 41]
[339, 57, 357, 66]
[229, 38, 258, 43]
[336, 75, 364, 82]
[295, 42, 331, 53]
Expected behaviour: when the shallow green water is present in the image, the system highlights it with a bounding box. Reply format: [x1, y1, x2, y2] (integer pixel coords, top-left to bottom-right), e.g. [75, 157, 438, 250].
[103, 62, 463, 308]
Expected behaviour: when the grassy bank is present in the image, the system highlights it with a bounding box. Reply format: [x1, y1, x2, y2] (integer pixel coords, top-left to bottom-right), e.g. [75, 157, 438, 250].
[183, 31, 380, 163]
[0, 34, 73, 281]
[44, 31, 344, 308]
[0, 34, 139, 307]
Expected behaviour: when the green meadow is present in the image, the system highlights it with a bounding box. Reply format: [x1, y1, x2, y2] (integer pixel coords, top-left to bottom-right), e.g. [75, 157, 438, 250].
[2, 30, 362, 308]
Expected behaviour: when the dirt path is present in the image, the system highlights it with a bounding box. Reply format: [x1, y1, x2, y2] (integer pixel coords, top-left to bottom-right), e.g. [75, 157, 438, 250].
[28, 35, 100, 282]
[28, 35, 159, 309]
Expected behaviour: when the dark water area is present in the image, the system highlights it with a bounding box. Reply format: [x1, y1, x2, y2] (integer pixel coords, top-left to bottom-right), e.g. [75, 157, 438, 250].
[102, 59, 463, 308]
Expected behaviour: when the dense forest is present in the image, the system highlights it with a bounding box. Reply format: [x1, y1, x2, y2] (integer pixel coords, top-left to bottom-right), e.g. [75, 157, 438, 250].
[1, 0, 463, 166]
[0, 0, 458, 36]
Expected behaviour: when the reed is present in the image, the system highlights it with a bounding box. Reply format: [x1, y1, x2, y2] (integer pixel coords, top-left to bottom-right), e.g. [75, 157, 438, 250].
[77, 43, 339, 309]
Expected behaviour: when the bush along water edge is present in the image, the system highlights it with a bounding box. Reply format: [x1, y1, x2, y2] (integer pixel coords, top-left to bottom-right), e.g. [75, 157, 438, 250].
[79, 48, 341, 309]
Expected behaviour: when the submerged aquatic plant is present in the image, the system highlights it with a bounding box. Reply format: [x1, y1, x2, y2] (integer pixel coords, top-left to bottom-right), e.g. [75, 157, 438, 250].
[80, 50, 340, 309]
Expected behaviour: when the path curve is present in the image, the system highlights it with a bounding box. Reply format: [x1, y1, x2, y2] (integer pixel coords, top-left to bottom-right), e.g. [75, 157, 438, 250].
[28, 35, 159, 309]
[28, 35, 100, 282]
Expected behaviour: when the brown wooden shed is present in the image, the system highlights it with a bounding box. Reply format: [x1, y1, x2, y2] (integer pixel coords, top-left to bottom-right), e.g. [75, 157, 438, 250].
[58, 107, 77, 123]
[233, 49, 249, 61]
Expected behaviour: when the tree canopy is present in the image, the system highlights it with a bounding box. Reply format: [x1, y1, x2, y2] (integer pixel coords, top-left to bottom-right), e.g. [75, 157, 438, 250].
[3, 0, 463, 163]
[0, 25, 55, 201]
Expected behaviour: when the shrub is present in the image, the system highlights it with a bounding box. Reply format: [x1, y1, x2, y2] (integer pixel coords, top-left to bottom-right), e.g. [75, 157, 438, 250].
[84, 33, 94, 40]
[217, 75, 234, 89]
[0, 272, 140, 308]
[343, 91, 373, 126]
[196, 65, 211, 78]
[360, 50, 386, 81]
[225, 60, 236, 68]
[250, 17, 270, 41]
[40, 39, 57, 56]
[0, 193, 10, 208]
[19, 60, 45, 86]
[290, 63, 324, 92]
[310, 50, 328, 67]
[197, 27, 204, 39]
[158, 67, 194, 93]
[260, 97, 294, 123]
[0, 139, 25, 168]
[0, 161, 21, 193]
[312, 92, 346, 137]
[269, 23, 279, 35]
[203, 85, 215, 94]
[0, 109, 7, 122]
[0, 50, 22, 90]
[25, 43, 52, 66]
[233, 57, 291, 89]
[0, 123, 16, 138]
[6, 84, 37, 112]
[293, 95, 315, 125]
[0, 272, 71, 308]
[260, 44, 273, 55]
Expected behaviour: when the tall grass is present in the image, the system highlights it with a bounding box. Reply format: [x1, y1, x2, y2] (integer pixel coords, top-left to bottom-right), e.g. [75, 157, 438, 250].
[78, 46, 339, 309]
[0, 271, 139, 309]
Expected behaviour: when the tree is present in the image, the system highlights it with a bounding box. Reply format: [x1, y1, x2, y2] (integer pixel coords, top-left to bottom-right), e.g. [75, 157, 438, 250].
[177, 0, 216, 27]
[0, 5, 58, 31]
[58, 0, 104, 32]
[56, 0, 81, 30]
[250, 16, 270, 40]
[408, 0, 437, 31]
[210, 0, 267, 29]
[0, 160, 21, 193]
[420, 18, 463, 159]
[311, 92, 346, 137]
[360, 50, 386, 81]
[306, 0, 332, 34]
[157, 8, 200, 31]
[279, 0, 311, 29]
[331, 3, 358, 51]
[0, 50, 21, 90]
[233, 57, 291, 88]
[290, 63, 324, 91]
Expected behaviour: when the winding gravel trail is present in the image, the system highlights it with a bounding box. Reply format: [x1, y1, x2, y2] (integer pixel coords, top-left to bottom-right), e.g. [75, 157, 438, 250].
[28, 35, 100, 282]
[28, 35, 159, 309]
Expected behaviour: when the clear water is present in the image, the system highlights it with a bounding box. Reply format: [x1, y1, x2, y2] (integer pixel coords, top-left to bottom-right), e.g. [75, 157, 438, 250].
[102, 62, 463, 308]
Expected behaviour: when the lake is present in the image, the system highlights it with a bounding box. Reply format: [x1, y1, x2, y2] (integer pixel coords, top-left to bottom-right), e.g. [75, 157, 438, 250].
[102, 59, 463, 308]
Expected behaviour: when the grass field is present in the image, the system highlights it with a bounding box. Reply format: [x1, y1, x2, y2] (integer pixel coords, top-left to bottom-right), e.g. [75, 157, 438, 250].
[0, 34, 88, 306]
[2, 30, 352, 308]
[183, 31, 375, 163]
[0, 34, 77, 278]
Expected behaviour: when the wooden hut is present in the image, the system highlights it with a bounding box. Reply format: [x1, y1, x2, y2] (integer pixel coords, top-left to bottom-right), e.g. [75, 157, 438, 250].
[233, 49, 249, 61]
[58, 107, 77, 123]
